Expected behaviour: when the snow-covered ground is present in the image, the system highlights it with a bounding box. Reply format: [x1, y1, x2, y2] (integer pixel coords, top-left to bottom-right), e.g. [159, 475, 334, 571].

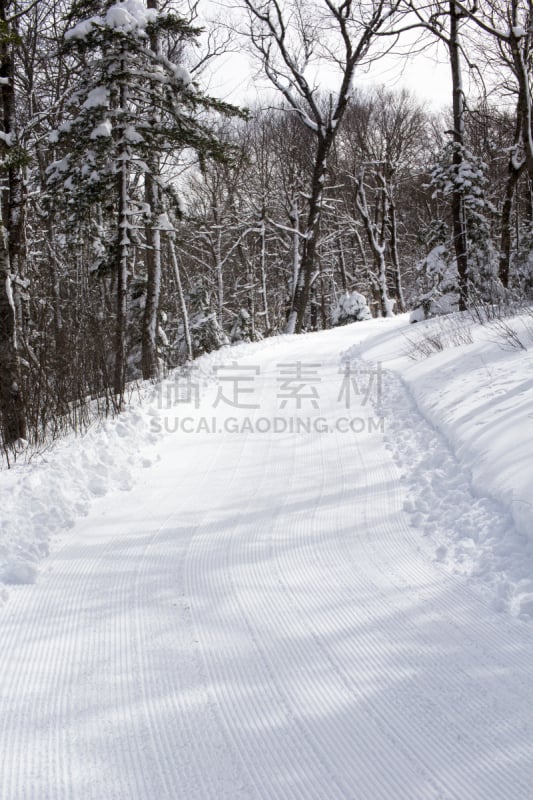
[1, 315, 533, 799]
[361, 311, 533, 617]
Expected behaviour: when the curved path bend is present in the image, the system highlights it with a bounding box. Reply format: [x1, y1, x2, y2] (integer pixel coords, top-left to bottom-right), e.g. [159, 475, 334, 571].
[1, 327, 532, 799]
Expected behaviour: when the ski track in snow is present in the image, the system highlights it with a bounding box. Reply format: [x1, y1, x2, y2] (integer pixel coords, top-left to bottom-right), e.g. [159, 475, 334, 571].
[1, 325, 533, 799]
[348, 338, 533, 620]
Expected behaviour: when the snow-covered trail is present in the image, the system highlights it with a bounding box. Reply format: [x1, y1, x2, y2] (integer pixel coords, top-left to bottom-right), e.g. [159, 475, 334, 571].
[1, 326, 533, 800]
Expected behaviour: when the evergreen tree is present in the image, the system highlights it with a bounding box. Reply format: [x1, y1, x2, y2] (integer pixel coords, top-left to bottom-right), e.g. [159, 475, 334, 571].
[427, 142, 498, 308]
[46, 0, 240, 402]
[331, 291, 371, 326]
[181, 283, 228, 359]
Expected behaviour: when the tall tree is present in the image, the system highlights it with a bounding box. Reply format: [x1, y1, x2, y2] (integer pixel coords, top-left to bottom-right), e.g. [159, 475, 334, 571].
[448, 0, 469, 309]
[0, 0, 27, 447]
[453, 0, 533, 288]
[47, 0, 240, 402]
[240, 0, 401, 332]
[141, 0, 162, 381]
[402, 1, 472, 307]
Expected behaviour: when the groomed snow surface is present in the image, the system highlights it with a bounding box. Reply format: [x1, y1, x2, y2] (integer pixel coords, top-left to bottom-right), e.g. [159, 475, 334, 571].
[1, 315, 533, 799]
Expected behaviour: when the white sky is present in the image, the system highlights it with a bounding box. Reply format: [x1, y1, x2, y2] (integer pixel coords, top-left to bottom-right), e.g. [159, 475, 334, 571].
[199, 5, 455, 113]
[205, 47, 453, 111]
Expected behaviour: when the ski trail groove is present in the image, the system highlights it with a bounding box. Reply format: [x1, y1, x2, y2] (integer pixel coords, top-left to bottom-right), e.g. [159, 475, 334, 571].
[1, 327, 533, 799]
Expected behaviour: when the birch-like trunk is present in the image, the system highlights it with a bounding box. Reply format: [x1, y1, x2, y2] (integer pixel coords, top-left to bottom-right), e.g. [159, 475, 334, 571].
[499, 158, 524, 288]
[338, 233, 348, 294]
[141, 0, 162, 380]
[169, 235, 193, 362]
[285, 197, 301, 334]
[0, 1, 26, 446]
[259, 214, 270, 331]
[386, 182, 405, 312]
[508, 3, 533, 183]
[449, 0, 469, 310]
[355, 173, 394, 318]
[0, 226, 26, 446]
[141, 171, 161, 379]
[113, 74, 130, 404]
[499, 54, 527, 288]
[215, 229, 224, 323]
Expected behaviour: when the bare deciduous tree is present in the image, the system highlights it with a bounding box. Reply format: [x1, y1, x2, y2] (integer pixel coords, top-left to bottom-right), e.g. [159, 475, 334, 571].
[239, 0, 401, 332]
[0, 0, 27, 447]
[454, 0, 533, 287]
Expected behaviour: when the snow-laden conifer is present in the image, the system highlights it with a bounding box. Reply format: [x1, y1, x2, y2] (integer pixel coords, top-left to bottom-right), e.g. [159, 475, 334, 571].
[46, 0, 241, 401]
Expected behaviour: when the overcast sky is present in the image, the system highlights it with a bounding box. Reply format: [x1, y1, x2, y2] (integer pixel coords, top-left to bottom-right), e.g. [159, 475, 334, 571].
[206, 48, 453, 110]
[200, 6, 455, 113]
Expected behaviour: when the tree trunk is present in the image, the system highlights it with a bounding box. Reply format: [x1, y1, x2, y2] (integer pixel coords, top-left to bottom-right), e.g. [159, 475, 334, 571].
[0, 229, 26, 446]
[449, 0, 469, 310]
[215, 229, 224, 323]
[0, 1, 26, 446]
[338, 234, 348, 294]
[388, 189, 406, 312]
[285, 196, 301, 334]
[291, 139, 328, 333]
[355, 172, 393, 318]
[114, 161, 129, 403]
[0, 3, 23, 278]
[113, 70, 129, 404]
[141, 172, 161, 379]
[169, 234, 193, 362]
[259, 212, 270, 332]
[499, 160, 524, 288]
[141, 0, 161, 380]
[508, 4, 533, 183]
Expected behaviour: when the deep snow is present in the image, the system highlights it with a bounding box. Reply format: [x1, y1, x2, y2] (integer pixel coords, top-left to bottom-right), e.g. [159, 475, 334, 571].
[1, 315, 533, 799]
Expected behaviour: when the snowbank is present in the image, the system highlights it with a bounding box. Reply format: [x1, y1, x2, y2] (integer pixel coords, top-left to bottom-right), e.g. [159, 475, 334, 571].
[0, 405, 159, 591]
[0, 335, 289, 603]
[359, 311, 533, 618]
[2, 310, 533, 620]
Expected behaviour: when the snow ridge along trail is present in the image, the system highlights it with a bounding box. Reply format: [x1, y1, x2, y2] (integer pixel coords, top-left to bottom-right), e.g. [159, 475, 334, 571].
[1, 323, 533, 799]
